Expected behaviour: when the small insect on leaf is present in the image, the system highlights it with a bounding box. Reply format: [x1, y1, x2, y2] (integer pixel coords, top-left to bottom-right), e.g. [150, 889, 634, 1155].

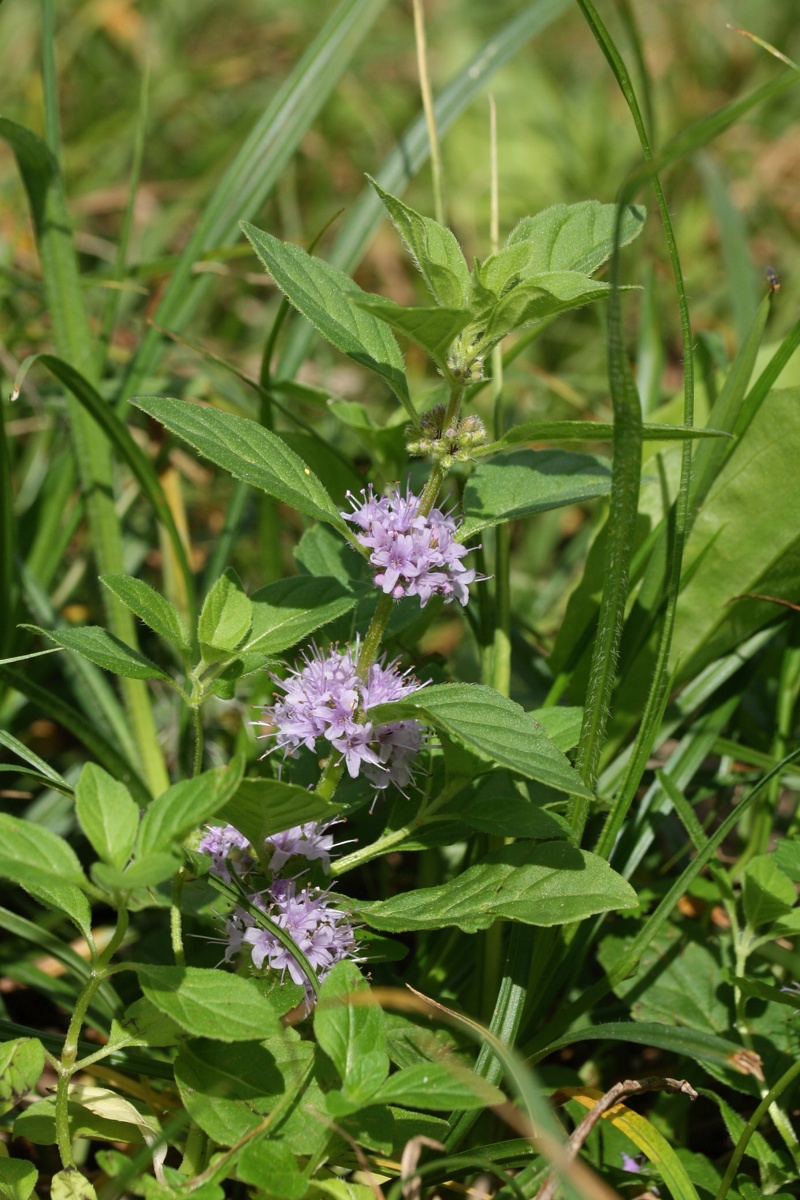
[765, 265, 781, 293]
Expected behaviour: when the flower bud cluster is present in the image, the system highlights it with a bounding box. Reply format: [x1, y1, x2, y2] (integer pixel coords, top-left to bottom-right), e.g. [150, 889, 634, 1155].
[406, 406, 487, 467]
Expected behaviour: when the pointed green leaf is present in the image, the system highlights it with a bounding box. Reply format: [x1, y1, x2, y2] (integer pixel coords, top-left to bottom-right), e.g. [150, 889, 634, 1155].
[0, 1156, 38, 1200]
[368, 683, 592, 797]
[75, 764, 140, 870]
[23, 624, 170, 682]
[100, 575, 190, 653]
[241, 221, 412, 415]
[0, 1038, 45, 1117]
[137, 758, 246, 856]
[315, 961, 389, 1104]
[137, 966, 281, 1041]
[461, 449, 612, 537]
[507, 200, 646, 274]
[0, 814, 89, 888]
[239, 576, 360, 667]
[355, 297, 471, 368]
[218, 778, 342, 846]
[356, 842, 636, 933]
[742, 855, 796, 929]
[131, 396, 345, 528]
[368, 177, 470, 307]
[198, 568, 253, 661]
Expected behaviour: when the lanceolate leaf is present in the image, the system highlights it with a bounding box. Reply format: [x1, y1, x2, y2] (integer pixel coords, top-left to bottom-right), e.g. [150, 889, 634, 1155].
[368, 178, 470, 307]
[136, 965, 281, 1041]
[355, 842, 636, 932]
[23, 625, 171, 682]
[461, 449, 612, 537]
[241, 576, 360, 665]
[218, 779, 342, 845]
[356, 298, 471, 368]
[131, 396, 346, 529]
[75, 764, 140, 870]
[136, 757, 246, 857]
[100, 575, 190, 653]
[369, 683, 592, 797]
[241, 222, 412, 416]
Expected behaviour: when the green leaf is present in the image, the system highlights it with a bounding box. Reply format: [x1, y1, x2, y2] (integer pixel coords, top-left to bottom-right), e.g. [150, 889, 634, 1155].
[14, 1090, 156, 1147]
[131, 396, 346, 529]
[529, 706, 584, 751]
[0, 1038, 44, 1117]
[461, 449, 612, 537]
[314, 961, 390, 1104]
[174, 1036, 315, 1148]
[368, 683, 592, 798]
[241, 222, 412, 416]
[369, 1062, 504, 1110]
[0, 730, 72, 792]
[0, 866, 93, 940]
[92, 852, 181, 895]
[356, 841, 636, 933]
[774, 839, 800, 882]
[198, 568, 253, 661]
[100, 575, 190, 653]
[50, 1169, 98, 1200]
[75, 763, 140, 870]
[742, 855, 796, 929]
[355, 297, 471, 368]
[110, 996, 185, 1050]
[240, 576, 360, 667]
[23, 624, 170, 682]
[0, 1157, 38, 1200]
[368, 177, 470, 308]
[218, 778, 342, 845]
[493, 419, 730, 448]
[135, 965, 281, 1041]
[0, 814, 89, 888]
[136, 758, 246, 857]
[506, 200, 646, 274]
[236, 1141, 307, 1200]
[442, 773, 570, 841]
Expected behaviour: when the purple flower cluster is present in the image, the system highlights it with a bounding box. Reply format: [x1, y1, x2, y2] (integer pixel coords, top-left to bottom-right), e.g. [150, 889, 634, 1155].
[198, 818, 359, 993]
[342, 485, 479, 607]
[227, 879, 358, 987]
[265, 643, 423, 792]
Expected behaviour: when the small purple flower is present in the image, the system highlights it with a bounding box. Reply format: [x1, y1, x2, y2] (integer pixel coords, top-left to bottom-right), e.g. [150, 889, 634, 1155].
[263, 643, 423, 791]
[197, 823, 252, 882]
[620, 1152, 644, 1174]
[342, 485, 481, 608]
[264, 821, 338, 873]
[231, 879, 359, 988]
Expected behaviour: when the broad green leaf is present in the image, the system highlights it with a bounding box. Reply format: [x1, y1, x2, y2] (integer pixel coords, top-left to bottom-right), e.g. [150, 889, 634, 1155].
[309, 1183, 376, 1200]
[556, 1086, 700, 1200]
[75, 764, 139, 870]
[131, 396, 346, 529]
[506, 200, 646, 274]
[368, 683, 592, 798]
[23, 624, 170, 682]
[461, 449, 612, 537]
[92, 852, 181, 895]
[218, 778, 342, 845]
[198, 568, 253, 661]
[529, 706, 583, 751]
[0, 814, 89, 888]
[0, 1039, 44, 1117]
[136, 965, 281, 1041]
[241, 222, 412, 416]
[14, 1093, 153, 1148]
[356, 297, 471, 368]
[442, 773, 570, 841]
[742, 855, 796, 929]
[240, 576, 361, 667]
[174, 1036, 315, 1147]
[136, 757, 245, 857]
[0, 1157, 38, 1200]
[368, 177, 470, 308]
[109, 996, 185, 1050]
[473, 243, 537, 295]
[369, 1061, 504, 1110]
[485, 272, 614, 339]
[0, 866, 93, 940]
[100, 574, 190, 653]
[355, 841, 636, 933]
[493, 419, 730, 448]
[670, 388, 800, 681]
[314, 961, 389, 1104]
[50, 1170, 98, 1200]
[236, 1141, 307, 1200]
[774, 839, 800, 882]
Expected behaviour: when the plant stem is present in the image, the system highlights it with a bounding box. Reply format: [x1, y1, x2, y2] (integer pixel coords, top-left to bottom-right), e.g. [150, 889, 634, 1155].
[334, 781, 463, 874]
[54, 906, 127, 1168]
[171, 869, 187, 968]
[412, 0, 445, 226]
